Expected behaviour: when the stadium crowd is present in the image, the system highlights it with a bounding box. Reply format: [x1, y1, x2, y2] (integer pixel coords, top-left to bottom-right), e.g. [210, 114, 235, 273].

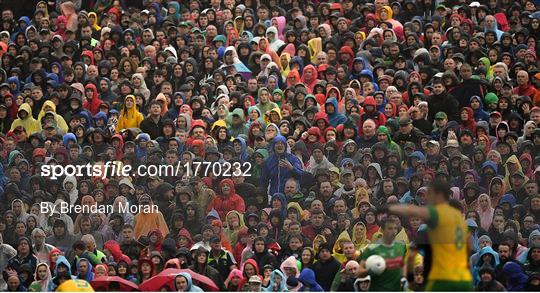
[0, 0, 538, 291]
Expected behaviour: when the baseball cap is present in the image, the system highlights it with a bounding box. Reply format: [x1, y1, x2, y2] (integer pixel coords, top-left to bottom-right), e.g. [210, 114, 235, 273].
[469, 2, 480, 7]
[428, 140, 440, 148]
[445, 140, 459, 148]
[341, 169, 354, 177]
[398, 117, 412, 126]
[490, 111, 502, 117]
[435, 112, 447, 120]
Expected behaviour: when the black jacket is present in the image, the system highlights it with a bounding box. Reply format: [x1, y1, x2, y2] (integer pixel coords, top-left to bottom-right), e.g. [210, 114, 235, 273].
[427, 91, 459, 122]
[312, 256, 341, 291]
[140, 116, 164, 139]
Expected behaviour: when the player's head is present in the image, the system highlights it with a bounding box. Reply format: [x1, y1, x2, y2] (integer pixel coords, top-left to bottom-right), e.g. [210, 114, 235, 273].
[428, 180, 451, 203]
[380, 217, 398, 243]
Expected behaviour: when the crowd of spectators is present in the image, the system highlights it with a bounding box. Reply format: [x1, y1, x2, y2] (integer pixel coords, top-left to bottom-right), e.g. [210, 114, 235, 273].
[0, 0, 538, 291]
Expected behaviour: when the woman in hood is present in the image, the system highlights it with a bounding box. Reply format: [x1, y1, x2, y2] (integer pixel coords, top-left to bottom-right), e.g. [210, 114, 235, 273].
[459, 107, 476, 133]
[136, 257, 155, 284]
[265, 269, 287, 292]
[504, 155, 525, 188]
[224, 210, 246, 248]
[131, 73, 151, 100]
[351, 221, 370, 252]
[225, 268, 244, 291]
[174, 272, 204, 292]
[116, 95, 144, 132]
[476, 193, 494, 231]
[28, 262, 52, 292]
[238, 259, 261, 289]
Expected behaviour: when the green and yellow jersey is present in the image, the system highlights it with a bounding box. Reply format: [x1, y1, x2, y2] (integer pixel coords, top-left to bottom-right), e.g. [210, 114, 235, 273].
[425, 203, 473, 291]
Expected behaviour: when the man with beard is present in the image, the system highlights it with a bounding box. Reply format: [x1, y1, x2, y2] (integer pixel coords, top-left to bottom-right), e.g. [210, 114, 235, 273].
[495, 243, 513, 284]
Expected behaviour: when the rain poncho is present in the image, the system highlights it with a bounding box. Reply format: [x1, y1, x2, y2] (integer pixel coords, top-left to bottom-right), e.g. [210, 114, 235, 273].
[10, 103, 41, 134]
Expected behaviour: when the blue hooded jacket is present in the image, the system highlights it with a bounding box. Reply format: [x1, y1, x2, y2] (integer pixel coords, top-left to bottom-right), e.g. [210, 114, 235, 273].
[265, 269, 288, 292]
[270, 193, 287, 218]
[472, 246, 500, 285]
[233, 137, 249, 163]
[175, 272, 203, 292]
[53, 256, 76, 286]
[503, 262, 528, 291]
[13, 17, 31, 41]
[261, 135, 304, 195]
[93, 112, 109, 125]
[76, 258, 94, 281]
[7, 76, 21, 96]
[483, 17, 503, 41]
[480, 160, 498, 186]
[290, 56, 304, 75]
[470, 96, 489, 122]
[298, 269, 324, 292]
[349, 57, 372, 80]
[405, 151, 426, 180]
[324, 98, 347, 127]
[62, 133, 77, 148]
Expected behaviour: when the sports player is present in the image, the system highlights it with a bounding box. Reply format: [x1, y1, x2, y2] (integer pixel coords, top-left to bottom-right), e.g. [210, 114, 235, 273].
[389, 180, 473, 291]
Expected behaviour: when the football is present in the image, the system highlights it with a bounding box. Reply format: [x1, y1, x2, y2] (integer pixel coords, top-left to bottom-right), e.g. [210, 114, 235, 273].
[366, 255, 386, 275]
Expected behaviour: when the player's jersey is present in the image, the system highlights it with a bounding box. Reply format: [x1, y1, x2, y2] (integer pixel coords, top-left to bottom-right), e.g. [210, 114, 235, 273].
[427, 203, 473, 282]
[362, 241, 407, 291]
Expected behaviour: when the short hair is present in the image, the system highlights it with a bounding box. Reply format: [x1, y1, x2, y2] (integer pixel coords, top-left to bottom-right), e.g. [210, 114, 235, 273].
[149, 100, 162, 108]
[288, 233, 303, 243]
[381, 217, 397, 230]
[429, 180, 451, 200]
[31, 228, 46, 238]
[81, 234, 96, 246]
[72, 240, 86, 251]
[289, 221, 301, 227]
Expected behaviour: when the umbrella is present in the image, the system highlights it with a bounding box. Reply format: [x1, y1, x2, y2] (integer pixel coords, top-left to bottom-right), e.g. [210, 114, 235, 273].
[139, 268, 219, 292]
[90, 276, 139, 291]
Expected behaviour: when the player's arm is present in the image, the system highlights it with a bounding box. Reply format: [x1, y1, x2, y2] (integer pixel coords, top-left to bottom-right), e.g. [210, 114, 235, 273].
[358, 259, 368, 277]
[388, 204, 431, 221]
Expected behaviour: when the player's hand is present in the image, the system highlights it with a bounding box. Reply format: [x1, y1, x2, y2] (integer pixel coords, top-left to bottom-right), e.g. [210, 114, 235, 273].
[400, 277, 409, 291]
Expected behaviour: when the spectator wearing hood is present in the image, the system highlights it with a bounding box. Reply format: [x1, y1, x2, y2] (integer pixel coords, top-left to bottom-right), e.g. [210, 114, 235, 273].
[10, 103, 41, 135]
[475, 263, 505, 291]
[207, 179, 245, 220]
[174, 272, 204, 292]
[503, 262, 528, 291]
[261, 135, 304, 195]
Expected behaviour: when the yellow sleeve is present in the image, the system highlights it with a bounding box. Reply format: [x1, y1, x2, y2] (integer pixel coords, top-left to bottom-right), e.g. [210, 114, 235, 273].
[136, 112, 144, 128]
[57, 115, 69, 133]
[116, 116, 125, 133]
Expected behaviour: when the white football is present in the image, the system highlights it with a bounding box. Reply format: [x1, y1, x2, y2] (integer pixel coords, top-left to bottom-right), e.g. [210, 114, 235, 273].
[366, 255, 386, 275]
